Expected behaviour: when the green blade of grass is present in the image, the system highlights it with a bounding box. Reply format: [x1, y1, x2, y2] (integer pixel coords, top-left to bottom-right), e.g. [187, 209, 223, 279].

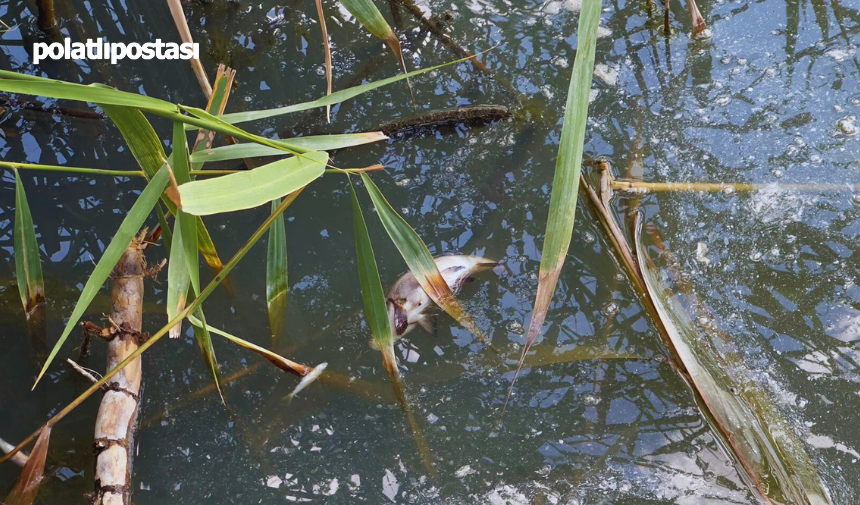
[187, 315, 310, 377]
[166, 210, 193, 339]
[171, 121, 222, 397]
[190, 132, 388, 164]
[177, 151, 328, 216]
[13, 170, 45, 321]
[348, 176, 394, 353]
[4, 426, 50, 505]
[187, 307, 222, 401]
[155, 203, 173, 256]
[360, 173, 489, 345]
[206, 53, 485, 126]
[501, 0, 601, 418]
[266, 198, 288, 346]
[339, 0, 410, 79]
[0, 77, 176, 113]
[97, 104, 167, 179]
[34, 165, 170, 387]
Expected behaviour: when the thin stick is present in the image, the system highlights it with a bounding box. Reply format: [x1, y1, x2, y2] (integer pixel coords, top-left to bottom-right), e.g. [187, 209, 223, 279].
[313, 0, 333, 123]
[66, 358, 100, 384]
[610, 179, 859, 193]
[2, 162, 145, 178]
[166, 0, 212, 99]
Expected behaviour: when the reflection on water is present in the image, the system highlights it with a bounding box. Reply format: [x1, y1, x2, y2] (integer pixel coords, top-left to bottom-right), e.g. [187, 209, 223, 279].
[0, 0, 858, 503]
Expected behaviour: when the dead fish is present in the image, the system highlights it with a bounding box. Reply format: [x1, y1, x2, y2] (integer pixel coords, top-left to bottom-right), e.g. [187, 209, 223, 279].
[381, 255, 498, 345]
[284, 362, 327, 404]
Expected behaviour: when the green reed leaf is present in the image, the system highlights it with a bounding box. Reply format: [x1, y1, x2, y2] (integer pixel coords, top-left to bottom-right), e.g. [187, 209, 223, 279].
[177, 151, 328, 216]
[13, 170, 45, 319]
[266, 198, 288, 346]
[348, 176, 393, 351]
[503, 0, 601, 416]
[34, 165, 170, 387]
[190, 132, 388, 164]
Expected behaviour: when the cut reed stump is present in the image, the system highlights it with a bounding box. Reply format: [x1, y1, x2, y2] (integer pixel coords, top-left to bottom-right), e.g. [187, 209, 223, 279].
[88, 231, 160, 505]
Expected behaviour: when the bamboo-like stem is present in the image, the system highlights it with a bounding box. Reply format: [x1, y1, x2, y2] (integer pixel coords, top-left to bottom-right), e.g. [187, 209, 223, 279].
[166, 0, 212, 99]
[611, 178, 860, 193]
[91, 234, 147, 505]
[0, 190, 303, 467]
[1, 162, 145, 177]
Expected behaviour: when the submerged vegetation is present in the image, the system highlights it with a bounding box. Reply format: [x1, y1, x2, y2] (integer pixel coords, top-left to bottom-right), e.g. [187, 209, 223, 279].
[1, 0, 858, 502]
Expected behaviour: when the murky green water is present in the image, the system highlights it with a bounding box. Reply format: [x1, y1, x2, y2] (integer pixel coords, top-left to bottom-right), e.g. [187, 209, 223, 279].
[1, 0, 858, 503]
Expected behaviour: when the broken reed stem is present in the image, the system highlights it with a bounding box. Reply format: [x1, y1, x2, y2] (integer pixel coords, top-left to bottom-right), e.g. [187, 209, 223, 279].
[166, 0, 212, 99]
[610, 179, 860, 193]
[67, 358, 100, 384]
[0, 438, 29, 467]
[91, 234, 148, 505]
[0, 191, 302, 467]
[37, 0, 56, 30]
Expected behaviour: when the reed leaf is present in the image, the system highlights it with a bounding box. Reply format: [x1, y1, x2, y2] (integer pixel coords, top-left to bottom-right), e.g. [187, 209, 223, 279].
[166, 211, 193, 338]
[502, 0, 601, 416]
[4, 427, 50, 505]
[177, 151, 328, 215]
[190, 132, 388, 163]
[34, 166, 170, 387]
[0, 77, 176, 113]
[170, 121, 221, 396]
[209, 53, 484, 125]
[348, 177, 393, 353]
[266, 198, 288, 346]
[188, 307, 222, 401]
[167, 122, 194, 338]
[13, 170, 45, 320]
[635, 224, 833, 505]
[188, 315, 310, 376]
[339, 0, 409, 78]
[360, 173, 489, 345]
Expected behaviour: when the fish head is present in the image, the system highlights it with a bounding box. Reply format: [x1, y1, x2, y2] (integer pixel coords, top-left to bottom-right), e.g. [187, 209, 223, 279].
[387, 298, 410, 336]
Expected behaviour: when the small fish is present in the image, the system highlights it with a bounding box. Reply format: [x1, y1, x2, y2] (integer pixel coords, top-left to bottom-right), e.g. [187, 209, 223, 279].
[284, 362, 327, 404]
[380, 255, 498, 346]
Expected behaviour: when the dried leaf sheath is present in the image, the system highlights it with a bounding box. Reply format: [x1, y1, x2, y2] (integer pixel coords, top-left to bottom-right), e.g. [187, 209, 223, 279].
[4, 427, 50, 505]
[92, 235, 148, 505]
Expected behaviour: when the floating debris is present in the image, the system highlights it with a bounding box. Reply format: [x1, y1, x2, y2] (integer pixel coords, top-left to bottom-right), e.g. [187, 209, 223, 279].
[837, 115, 858, 136]
[455, 465, 477, 478]
[593, 63, 619, 87]
[696, 242, 710, 265]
